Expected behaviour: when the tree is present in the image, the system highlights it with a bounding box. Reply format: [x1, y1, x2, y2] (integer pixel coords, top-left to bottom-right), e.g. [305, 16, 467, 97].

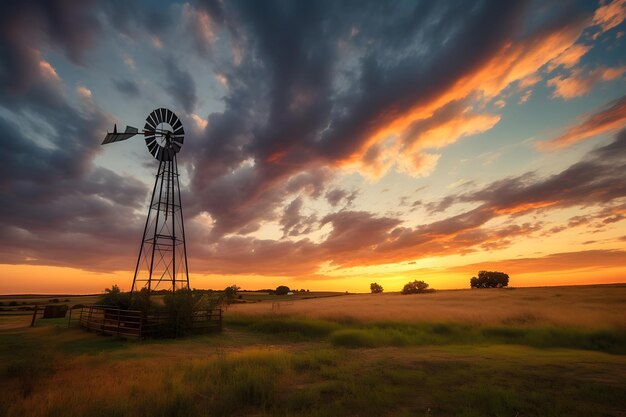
[470, 271, 509, 288]
[401, 280, 430, 294]
[370, 282, 384, 293]
[275, 285, 290, 295]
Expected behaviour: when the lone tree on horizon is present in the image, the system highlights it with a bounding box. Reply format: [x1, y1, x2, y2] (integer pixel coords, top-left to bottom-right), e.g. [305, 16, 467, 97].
[470, 271, 509, 288]
[401, 280, 430, 294]
[275, 285, 290, 295]
[370, 282, 384, 293]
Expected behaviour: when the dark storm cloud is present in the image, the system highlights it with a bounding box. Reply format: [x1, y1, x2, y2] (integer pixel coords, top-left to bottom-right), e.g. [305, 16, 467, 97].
[0, 0, 100, 91]
[163, 59, 198, 114]
[185, 1, 504, 232]
[184, 0, 594, 238]
[0, 0, 150, 270]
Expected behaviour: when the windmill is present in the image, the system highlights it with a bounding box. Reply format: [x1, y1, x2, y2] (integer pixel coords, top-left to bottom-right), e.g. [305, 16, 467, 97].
[102, 108, 190, 297]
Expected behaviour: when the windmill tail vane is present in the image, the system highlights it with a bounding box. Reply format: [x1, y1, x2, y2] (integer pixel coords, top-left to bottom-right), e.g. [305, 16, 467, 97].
[101, 108, 190, 297]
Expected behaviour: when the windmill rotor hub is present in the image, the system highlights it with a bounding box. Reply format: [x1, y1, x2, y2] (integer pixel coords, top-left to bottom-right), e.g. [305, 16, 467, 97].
[144, 108, 185, 161]
[154, 122, 174, 147]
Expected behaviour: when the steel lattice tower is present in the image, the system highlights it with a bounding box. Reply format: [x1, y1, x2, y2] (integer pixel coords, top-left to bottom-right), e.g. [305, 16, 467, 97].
[132, 154, 189, 293]
[102, 108, 190, 296]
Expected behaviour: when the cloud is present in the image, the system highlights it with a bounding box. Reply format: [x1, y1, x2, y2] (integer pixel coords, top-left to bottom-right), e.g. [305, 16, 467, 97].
[76, 85, 92, 98]
[112, 78, 140, 97]
[546, 43, 591, 71]
[3, 0, 623, 281]
[548, 66, 626, 100]
[179, 0, 600, 240]
[451, 249, 626, 276]
[537, 95, 626, 149]
[0, 0, 153, 271]
[455, 133, 626, 215]
[279, 196, 317, 237]
[592, 0, 626, 34]
[0, 1, 100, 92]
[163, 59, 197, 114]
[325, 188, 358, 207]
[190, 113, 208, 130]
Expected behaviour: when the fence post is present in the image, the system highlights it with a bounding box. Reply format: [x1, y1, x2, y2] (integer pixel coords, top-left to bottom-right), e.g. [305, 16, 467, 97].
[30, 304, 38, 327]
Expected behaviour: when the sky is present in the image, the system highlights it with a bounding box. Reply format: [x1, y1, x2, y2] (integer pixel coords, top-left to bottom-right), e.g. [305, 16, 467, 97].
[1, 0, 625, 294]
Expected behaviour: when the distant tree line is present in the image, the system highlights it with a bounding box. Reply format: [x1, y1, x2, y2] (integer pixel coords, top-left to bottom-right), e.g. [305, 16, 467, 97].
[470, 271, 509, 288]
[369, 280, 434, 294]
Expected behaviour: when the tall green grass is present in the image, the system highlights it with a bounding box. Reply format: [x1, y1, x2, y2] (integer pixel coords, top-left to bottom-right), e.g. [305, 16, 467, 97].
[226, 314, 626, 354]
[2, 321, 625, 417]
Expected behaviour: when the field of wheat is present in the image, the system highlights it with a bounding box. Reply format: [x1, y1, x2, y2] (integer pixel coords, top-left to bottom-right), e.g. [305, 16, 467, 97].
[229, 284, 626, 328]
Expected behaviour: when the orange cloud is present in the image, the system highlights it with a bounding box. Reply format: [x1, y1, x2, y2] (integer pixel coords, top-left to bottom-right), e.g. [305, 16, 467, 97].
[537, 95, 626, 149]
[494, 201, 559, 215]
[548, 66, 626, 100]
[546, 43, 591, 71]
[38, 59, 60, 81]
[592, 0, 626, 34]
[346, 19, 585, 177]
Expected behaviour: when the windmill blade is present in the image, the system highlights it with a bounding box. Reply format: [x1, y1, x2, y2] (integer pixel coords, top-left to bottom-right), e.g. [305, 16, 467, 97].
[102, 125, 139, 144]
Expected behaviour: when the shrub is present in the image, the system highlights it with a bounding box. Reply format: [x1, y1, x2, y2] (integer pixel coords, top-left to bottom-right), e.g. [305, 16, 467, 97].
[99, 284, 131, 309]
[401, 280, 431, 294]
[224, 285, 240, 300]
[128, 288, 151, 312]
[370, 282, 383, 294]
[275, 285, 290, 295]
[470, 271, 509, 288]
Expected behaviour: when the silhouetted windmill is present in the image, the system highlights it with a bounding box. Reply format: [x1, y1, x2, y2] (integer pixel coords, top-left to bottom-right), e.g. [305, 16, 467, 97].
[102, 108, 189, 296]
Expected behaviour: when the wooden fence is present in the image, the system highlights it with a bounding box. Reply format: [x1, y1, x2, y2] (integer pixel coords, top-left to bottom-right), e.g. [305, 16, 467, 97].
[76, 305, 222, 339]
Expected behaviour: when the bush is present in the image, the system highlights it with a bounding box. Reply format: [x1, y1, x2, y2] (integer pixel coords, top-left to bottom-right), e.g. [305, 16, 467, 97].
[275, 285, 290, 295]
[224, 285, 240, 300]
[129, 288, 151, 312]
[49, 298, 60, 303]
[99, 284, 131, 309]
[470, 271, 509, 288]
[370, 282, 383, 294]
[401, 280, 431, 294]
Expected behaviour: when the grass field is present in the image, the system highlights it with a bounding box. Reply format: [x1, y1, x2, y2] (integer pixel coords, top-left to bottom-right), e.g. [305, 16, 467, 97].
[0, 285, 625, 416]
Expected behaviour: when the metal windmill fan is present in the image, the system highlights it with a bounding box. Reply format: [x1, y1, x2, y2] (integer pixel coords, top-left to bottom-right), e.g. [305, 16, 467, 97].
[102, 107, 185, 161]
[102, 108, 190, 296]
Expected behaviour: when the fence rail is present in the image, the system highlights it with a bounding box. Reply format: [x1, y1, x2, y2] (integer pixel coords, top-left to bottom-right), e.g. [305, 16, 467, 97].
[77, 305, 222, 339]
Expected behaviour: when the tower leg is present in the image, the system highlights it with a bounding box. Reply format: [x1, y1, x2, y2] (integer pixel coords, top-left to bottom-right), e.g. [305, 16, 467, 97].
[131, 158, 163, 296]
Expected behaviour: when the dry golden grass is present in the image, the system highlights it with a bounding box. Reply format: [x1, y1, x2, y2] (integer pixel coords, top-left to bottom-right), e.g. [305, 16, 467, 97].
[229, 284, 626, 328]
